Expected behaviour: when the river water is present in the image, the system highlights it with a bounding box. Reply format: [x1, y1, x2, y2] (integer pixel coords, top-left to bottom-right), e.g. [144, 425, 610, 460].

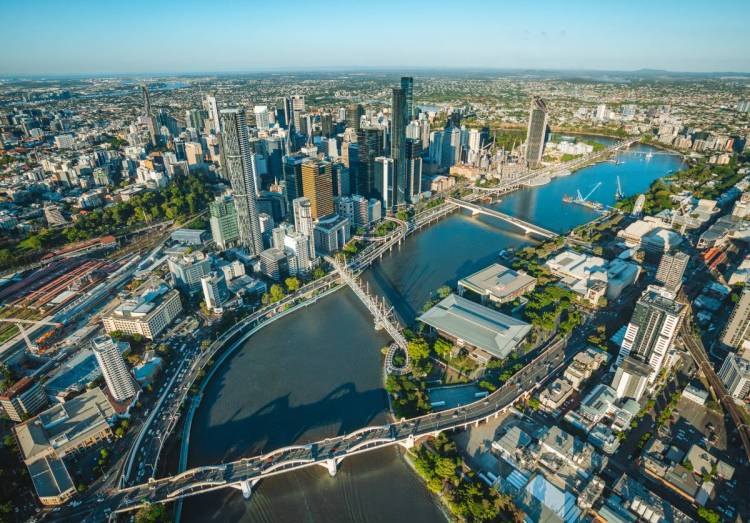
[183, 140, 683, 522]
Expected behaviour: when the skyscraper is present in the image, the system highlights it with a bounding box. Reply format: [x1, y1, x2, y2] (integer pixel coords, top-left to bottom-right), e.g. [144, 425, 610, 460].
[356, 126, 384, 196]
[722, 288, 750, 349]
[209, 196, 240, 250]
[220, 108, 263, 256]
[405, 138, 423, 201]
[253, 105, 270, 129]
[301, 159, 334, 220]
[525, 96, 549, 167]
[291, 95, 305, 132]
[141, 83, 157, 147]
[92, 335, 139, 403]
[292, 197, 316, 260]
[615, 287, 684, 388]
[283, 153, 306, 206]
[655, 251, 689, 292]
[401, 76, 414, 120]
[390, 87, 407, 208]
[203, 94, 221, 134]
[293, 197, 314, 237]
[347, 103, 364, 132]
[374, 156, 394, 209]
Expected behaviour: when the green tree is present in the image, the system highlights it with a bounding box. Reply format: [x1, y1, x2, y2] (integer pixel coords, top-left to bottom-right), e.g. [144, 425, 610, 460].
[284, 277, 301, 293]
[135, 503, 169, 523]
[407, 337, 430, 364]
[436, 285, 452, 299]
[697, 507, 721, 523]
[433, 338, 453, 360]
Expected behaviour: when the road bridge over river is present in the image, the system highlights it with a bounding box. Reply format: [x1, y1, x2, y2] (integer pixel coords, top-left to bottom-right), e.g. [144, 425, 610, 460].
[445, 196, 558, 239]
[64, 337, 565, 521]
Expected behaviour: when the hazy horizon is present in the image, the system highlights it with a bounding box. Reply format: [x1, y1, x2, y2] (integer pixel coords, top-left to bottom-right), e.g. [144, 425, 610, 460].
[2, 0, 749, 76]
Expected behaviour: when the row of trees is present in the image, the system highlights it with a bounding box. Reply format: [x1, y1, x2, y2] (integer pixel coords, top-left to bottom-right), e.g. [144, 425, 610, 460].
[0, 172, 216, 271]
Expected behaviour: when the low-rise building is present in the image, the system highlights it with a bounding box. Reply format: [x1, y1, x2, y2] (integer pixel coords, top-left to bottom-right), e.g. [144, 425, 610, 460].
[0, 377, 48, 423]
[457, 263, 536, 305]
[539, 378, 574, 412]
[13, 388, 114, 506]
[545, 250, 640, 304]
[102, 283, 183, 340]
[418, 294, 531, 362]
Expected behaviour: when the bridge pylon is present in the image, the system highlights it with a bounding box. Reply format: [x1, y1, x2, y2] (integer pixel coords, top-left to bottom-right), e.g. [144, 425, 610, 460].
[322, 458, 338, 477]
[234, 478, 259, 500]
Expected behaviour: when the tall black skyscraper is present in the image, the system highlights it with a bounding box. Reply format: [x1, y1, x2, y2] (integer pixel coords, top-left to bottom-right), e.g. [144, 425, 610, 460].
[347, 103, 364, 132]
[390, 87, 408, 207]
[401, 76, 414, 120]
[356, 126, 383, 197]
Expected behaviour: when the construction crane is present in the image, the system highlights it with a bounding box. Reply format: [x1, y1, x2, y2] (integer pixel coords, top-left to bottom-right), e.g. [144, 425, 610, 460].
[615, 176, 624, 200]
[577, 181, 602, 202]
[0, 318, 63, 352]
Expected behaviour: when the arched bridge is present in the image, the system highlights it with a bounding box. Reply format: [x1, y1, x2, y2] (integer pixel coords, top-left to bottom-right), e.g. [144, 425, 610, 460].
[94, 337, 566, 517]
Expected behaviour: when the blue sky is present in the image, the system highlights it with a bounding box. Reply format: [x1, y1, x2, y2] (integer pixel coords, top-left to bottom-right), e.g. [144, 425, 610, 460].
[1, 0, 748, 75]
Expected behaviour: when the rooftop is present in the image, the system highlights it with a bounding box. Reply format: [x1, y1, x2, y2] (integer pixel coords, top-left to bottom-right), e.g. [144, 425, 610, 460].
[458, 263, 536, 301]
[15, 387, 114, 463]
[418, 294, 531, 359]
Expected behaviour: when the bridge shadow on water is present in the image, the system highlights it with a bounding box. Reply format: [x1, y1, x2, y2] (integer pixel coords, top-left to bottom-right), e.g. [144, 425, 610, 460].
[192, 381, 387, 467]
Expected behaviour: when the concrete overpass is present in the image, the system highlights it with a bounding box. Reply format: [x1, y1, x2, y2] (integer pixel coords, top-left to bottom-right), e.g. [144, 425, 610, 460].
[445, 196, 558, 240]
[83, 337, 566, 519]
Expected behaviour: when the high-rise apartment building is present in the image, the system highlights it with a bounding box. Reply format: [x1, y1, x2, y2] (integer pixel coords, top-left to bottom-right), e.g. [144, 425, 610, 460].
[301, 159, 334, 220]
[722, 288, 750, 349]
[655, 251, 689, 291]
[718, 354, 750, 400]
[92, 336, 138, 402]
[290, 95, 305, 132]
[525, 96, 549, 167]
[614, 287, 684, 397]
[719, 354, 750, 401]
[203, 94, 221, 134]
[253, 105, 270, 129]
[220, 108, 263, 256]
[209, 195, 240, 249]
[293, 197, 314, 237]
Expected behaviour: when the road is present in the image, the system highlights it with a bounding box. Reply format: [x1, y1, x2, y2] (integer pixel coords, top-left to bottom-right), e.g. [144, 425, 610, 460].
[55, 337, 566, 521]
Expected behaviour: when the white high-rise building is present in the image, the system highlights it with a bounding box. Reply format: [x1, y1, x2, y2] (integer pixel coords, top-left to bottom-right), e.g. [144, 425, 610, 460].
[201, 271, 230, 313]
[284, 231, 314, 274]
[595, 104, 608, 121]
[253, 105, 270, 129]
[220, 108, 263, 256]
[92, 336, 139, 402]
[203, 95, 221, 134]
[718, 354, 750, 400]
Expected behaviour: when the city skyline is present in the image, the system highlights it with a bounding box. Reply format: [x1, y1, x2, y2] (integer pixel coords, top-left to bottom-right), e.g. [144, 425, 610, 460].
[2, 0, 750, 76]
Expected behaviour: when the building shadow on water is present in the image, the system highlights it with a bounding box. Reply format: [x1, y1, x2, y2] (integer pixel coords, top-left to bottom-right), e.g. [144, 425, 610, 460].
[191, 382, 387, 466]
